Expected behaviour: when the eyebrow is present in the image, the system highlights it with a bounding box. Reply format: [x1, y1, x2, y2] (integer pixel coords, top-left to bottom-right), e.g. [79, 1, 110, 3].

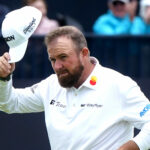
[49, 53, 68, 60]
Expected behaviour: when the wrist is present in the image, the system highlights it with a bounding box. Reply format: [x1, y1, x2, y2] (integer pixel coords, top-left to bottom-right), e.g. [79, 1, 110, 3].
[0, 74, 12, 81]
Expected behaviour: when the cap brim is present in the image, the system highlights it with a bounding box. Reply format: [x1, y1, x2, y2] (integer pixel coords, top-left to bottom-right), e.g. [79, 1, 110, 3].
[8, 40, 28, 63]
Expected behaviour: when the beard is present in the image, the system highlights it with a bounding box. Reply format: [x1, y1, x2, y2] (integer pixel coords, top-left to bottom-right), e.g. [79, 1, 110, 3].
[56, 63, 84, 88]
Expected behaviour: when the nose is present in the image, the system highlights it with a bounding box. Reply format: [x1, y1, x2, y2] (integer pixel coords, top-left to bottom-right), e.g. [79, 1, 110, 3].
[53, 59, 63, 71]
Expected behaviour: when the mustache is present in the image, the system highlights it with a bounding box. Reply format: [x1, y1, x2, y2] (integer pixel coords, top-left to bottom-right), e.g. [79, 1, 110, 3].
[56, 69, 69, 76]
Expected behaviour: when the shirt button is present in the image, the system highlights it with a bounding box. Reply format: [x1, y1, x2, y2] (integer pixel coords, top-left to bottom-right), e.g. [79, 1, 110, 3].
[75, 93, 77, 96]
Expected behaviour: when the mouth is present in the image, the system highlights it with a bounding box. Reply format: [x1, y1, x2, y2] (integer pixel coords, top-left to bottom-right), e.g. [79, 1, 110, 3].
[59, 72, 69, 78]
[57, 71, 69, 78]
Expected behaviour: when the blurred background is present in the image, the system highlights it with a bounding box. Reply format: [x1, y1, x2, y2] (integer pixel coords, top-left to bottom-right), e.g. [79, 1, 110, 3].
[0, 0, 150, 150]
[0, 0, 107, 32]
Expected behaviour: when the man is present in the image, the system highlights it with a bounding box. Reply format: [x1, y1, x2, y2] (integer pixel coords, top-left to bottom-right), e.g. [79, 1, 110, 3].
[126, 0, 138, 22]
[93, 0, 131, 34]
[131, 0, 150, 34]
[0, 26, 150, 150]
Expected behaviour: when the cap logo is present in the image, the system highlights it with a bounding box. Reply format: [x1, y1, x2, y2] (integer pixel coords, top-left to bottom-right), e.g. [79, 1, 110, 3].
[4, 35, 15, 42]
[23, 17, 36, 34]
[90, 76, 97, 85]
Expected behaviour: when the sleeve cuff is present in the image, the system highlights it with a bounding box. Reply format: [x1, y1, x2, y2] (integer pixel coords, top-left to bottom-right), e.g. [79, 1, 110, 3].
[0, 74, 12, 82]
[132, 123, 150, 150]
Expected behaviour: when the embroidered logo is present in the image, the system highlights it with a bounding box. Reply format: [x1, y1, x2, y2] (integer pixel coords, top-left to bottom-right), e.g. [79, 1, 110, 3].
[90, 76, 97, 85]
[140, 104, 150, 117]
[4, 35, 15, 42]
[23, 17, 36, 34]
[81, 103, 102, 108]
[50, 99, 66, 108]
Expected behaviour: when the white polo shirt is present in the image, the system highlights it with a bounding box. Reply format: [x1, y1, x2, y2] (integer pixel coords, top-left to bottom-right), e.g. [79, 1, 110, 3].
[0, 58, 150, 150]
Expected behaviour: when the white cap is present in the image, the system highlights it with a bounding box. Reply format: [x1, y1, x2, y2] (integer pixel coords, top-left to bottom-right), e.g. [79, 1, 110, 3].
[1, 6, 42, 63]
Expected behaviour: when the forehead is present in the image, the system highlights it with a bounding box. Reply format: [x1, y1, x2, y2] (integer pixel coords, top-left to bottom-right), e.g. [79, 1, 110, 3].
[49, 36, 72, 45]
[47, 36, 76, 56]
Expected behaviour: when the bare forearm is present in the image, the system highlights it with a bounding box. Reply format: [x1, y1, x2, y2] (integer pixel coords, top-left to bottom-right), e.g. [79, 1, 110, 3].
[118, 140, 140, 150]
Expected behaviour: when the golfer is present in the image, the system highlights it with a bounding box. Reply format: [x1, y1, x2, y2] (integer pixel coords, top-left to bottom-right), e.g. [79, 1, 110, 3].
[0, 26, 150, 150]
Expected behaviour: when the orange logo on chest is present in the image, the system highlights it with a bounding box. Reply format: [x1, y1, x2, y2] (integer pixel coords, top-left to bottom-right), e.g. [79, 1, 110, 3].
[90, 76, 97, 85]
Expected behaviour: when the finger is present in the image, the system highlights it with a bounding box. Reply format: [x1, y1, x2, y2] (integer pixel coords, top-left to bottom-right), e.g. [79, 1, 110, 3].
[0, 65, 11, 78]
[10, 63, 15, 73]
[0, 61, 11, 74]
[3, 53, 16, 72]
[0, 56, 11, 77]
[0, 56, 11, 70]
[3, 52, 11, 62]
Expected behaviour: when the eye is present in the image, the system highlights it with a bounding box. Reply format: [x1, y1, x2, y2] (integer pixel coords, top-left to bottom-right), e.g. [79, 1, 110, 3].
[60, 55, 67, 60]
[49, 57, 56, 63]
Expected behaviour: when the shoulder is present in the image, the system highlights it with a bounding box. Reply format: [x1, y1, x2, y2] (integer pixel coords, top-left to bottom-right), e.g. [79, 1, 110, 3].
[100, 66, 137, 88]
[37, 74, 60, 89]
[43, 73, 59, 84]
[133, 16, 144, 24]
[130, 17, 147, 34]
[35, 74, 64, 96]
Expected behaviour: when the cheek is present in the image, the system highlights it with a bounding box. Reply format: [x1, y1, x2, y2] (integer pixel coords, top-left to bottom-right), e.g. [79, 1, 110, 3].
[64, 61, 74, 69]
[63, 59, 78, 71]
[67, 56, 78, 65]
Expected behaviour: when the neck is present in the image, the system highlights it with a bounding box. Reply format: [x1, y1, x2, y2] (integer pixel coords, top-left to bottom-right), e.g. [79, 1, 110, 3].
[74, 59, 95, 88]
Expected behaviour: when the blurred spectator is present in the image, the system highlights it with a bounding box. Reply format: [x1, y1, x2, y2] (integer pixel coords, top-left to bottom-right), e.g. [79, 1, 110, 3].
[0, 4, 10, 35]
[126, 0, 143, 34]
[133, 0, 150, 34]
[92, 0, 131, 35]
[127, 0, 139, 21]
[23, 0, 59, 35]
[56, 13, 84, 32]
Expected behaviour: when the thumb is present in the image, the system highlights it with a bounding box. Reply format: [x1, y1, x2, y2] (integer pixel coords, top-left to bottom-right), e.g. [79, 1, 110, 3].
[10, 63, 15, 73]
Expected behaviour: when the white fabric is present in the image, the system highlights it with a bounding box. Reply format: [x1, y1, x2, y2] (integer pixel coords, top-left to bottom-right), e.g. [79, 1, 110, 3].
[1, 6, 42, 63]
[0, 58, 150, 150]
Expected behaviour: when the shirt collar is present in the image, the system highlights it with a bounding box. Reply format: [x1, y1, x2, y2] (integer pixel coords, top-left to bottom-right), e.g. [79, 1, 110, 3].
[81, 57, 101, 90]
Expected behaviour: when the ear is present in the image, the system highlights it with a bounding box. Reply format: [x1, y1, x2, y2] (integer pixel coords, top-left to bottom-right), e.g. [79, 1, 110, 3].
[81, 47, 89, 57]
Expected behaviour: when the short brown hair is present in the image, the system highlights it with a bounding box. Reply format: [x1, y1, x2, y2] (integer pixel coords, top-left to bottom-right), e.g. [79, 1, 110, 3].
[44, 26, 88, 51]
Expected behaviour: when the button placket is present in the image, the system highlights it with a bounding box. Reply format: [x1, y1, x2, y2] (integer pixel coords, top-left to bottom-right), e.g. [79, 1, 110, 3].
[73, 89, 79, 107]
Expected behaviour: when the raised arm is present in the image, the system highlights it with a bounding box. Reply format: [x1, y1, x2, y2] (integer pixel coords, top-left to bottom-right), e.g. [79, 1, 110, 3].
[0, 52, 15, 80]
[0, 52, 44, 114]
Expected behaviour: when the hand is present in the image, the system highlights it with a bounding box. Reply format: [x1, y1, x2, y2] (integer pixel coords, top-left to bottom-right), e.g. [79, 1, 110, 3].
[0, 52, 15, 78]
[117, 140, 140, 150]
